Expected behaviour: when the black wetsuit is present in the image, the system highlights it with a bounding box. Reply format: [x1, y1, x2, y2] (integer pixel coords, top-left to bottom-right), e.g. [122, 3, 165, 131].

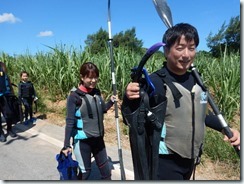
[18, 81, 36, 121]
[0, 64, 14, 135]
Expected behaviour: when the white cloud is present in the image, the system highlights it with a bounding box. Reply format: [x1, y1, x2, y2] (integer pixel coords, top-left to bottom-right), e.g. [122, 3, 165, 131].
[0, 13, 21, 23]
[37, 31, 54, 37]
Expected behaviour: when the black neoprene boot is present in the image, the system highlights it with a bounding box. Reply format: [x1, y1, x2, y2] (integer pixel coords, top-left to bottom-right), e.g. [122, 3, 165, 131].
[7, 129, 17, 138]
[0, 131, 6, 142]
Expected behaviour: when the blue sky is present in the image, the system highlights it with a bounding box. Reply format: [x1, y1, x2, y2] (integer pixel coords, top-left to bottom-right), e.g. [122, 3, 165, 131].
[0, 0, 241, 56]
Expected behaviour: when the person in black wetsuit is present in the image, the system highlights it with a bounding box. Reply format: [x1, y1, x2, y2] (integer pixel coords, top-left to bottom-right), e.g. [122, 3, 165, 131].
[18, 71, 37, 124]
[62, 62, 116, 180]
[123, 23, 240, 180]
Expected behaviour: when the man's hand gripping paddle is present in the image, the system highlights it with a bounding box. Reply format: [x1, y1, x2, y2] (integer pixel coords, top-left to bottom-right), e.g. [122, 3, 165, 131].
[152, 0, 240, 157]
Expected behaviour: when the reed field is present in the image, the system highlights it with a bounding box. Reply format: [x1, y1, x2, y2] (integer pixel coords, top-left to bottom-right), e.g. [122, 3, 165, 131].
[0, 45, 240, 178]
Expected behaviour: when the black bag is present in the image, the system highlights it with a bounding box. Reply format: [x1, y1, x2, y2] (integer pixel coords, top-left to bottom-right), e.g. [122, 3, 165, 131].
[56, 152, 79, 180]
[121, 67, 183, 179]
[3, 94, 23, 124]
[121, 90, 167, 180]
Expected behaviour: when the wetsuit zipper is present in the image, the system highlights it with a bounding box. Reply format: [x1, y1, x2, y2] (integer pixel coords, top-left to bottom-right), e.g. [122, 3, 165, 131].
[191, 89, 195, 159]
[94, 95, 102, 136]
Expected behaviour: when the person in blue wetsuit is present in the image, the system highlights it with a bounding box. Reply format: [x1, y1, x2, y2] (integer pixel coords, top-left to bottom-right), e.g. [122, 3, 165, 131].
[123, 23, 240, 180]
[0, 61, 17, 142]
[62, 62, 116, 180]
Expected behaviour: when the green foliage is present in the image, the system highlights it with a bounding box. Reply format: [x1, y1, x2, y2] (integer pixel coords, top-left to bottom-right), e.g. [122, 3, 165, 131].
[84, 27, 144, 55]
[194, 50, 240, 165]
[85, 28, 108, 54]
[113, 27, 144, 54]
[204, 128, 240, 163]
[1, 44, 88, 100]
[195, 52, 240, 123]
[206, 16, 240, 57]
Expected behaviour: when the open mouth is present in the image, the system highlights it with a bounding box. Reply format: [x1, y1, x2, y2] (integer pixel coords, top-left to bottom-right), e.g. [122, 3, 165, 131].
[179, 60, 190, 64]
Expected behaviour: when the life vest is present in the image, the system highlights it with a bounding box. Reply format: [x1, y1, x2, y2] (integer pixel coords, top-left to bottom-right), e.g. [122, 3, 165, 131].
[159, 79, 208, 159]
[0, 64, 11, 96]
[121, 67, 182, 180]
[19, 81, 34, 98]
[73, 89, 105, 139]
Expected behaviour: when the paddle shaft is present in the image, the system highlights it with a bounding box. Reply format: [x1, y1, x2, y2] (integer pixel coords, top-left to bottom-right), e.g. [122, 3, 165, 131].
[107, 0, 126, 180]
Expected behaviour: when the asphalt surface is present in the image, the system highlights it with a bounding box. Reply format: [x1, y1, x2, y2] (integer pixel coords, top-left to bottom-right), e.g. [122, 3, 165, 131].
[0, 117, 134, 181]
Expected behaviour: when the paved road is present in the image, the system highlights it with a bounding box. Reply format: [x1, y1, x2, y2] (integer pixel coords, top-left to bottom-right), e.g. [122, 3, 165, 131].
[0, 118, 134, 181]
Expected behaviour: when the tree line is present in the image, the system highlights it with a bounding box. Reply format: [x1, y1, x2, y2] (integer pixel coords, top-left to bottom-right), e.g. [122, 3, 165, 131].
[84, 16, 240, 58]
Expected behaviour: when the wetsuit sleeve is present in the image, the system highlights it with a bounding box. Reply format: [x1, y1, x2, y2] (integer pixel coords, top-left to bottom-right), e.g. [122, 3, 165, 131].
[18, 83, 21, 98]
[104, 98, 116, 112]
[64, 93, 78, 147]
[32, 83, 37, 97]
[205, 111, 223, 132]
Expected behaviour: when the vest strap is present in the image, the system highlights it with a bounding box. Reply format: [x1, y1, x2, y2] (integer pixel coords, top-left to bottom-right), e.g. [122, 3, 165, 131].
[81, 95, 93, 119]
[156, 70, 182, 108]
[75, 127, 83, 130]
[75, 90, 93, 119]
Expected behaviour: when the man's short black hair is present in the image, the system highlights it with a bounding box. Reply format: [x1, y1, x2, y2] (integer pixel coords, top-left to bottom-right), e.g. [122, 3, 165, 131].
[162, 23, 199, 49]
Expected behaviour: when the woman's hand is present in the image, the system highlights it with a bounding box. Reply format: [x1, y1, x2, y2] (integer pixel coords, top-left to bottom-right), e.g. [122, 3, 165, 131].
[61, 147, 72, 156]
[110, 95, 118, 103]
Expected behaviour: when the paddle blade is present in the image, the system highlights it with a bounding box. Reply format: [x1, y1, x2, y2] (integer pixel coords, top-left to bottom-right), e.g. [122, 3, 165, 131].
[152, 0, 173, 28]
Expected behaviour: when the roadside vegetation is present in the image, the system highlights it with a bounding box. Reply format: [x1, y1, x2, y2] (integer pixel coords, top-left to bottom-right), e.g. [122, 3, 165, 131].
[0, 15, 240, 179]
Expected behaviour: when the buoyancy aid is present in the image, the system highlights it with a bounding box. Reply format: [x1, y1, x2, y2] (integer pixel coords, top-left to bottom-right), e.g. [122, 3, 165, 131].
[121, 68, 183, 180]
[19, 81, 34, 98]
[160, 81, 208, 159]
[73, 89, 105, 139]
[0, 65, 11, 96]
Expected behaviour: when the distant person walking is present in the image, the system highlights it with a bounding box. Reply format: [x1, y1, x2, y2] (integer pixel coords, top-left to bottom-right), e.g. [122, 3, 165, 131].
[18, 71, 38, 124]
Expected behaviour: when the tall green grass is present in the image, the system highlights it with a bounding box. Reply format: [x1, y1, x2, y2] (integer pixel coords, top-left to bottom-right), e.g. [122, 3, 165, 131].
[195, 52, 240, 164]
[195, 52, 240, 122]
[0, 45, 240, 164]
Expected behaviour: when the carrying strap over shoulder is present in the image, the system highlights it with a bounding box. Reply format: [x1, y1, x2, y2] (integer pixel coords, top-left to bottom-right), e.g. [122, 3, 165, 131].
[73, 89, 93, 119]
[155, 69, 183, 108]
